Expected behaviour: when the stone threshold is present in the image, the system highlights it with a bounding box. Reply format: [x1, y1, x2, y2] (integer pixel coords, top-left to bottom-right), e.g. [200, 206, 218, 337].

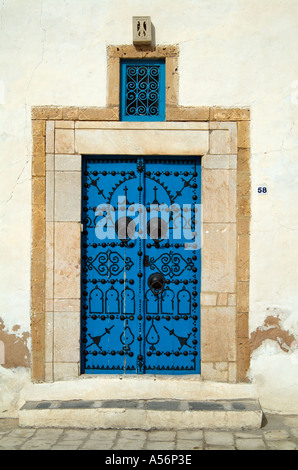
[20, 378, 259, 404]
[21, 399, 261, 412]
[19, 399, 263, 430]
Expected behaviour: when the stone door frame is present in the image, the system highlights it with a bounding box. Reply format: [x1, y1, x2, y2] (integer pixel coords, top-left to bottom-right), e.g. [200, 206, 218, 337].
[31, 45, 251, 383]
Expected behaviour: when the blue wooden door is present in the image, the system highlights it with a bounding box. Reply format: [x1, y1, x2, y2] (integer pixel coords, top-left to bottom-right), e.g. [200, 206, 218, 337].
[81, 156, 201, 374]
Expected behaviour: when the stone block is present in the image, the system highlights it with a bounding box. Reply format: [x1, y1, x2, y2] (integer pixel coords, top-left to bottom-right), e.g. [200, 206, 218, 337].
[209, 122, 237, 155]
[201, 307, 237, 362]
[228, 362, 237, 383]
[31, 261, 45, 285]
[201, 293, 217, 306]
[31, 347, 45, 385]
[53, 362, 80, 381]
[45, 170, 54, 221]
[81, 440, 115, 450]
[46, 121, 55, 153]
[202, 154, 237, 169]
[62, 107, 79, 121]
[45, 222, 54, 299]
[53, 312, 80, 363]
[237, 148, 250, 172]
[54, 299, 80, 312]
[32, 136, 46, 177]
[210, 108, 250, 121]
[54, 222, 81, 299]
[54, 171, 81, 222]
[237, 196, 251, 217]
[237, 313, 249, 339]
[45, 312, 53, 363]
[166, 56, 179, 106]
[77, 107, 119, 121]
[201, 223, 236, 293]
[32, 204, 45, 245]
[200, 362, 228, 382]
[236, 438, 266, 450]
[45, 154, 54, 172]
[237, 235, 250, 281]
[31, 285, 45, 315]
[45, 298, 53, 312]
[55, 129, 74, 154]
[202, 169, 236, 223]
[228, 293, 237, 306]
[133, 16, 152, 45]
[32, 106, 63, 120]
[32, 177, 45, 205]
[42, 362, 54, 382]
[107, 44, 179, 58]
[237, 217, 250, 235]
[205, 430, 234, 446]
[166, 106, 209, 122]
[237, 282, 249, 313]
[32, 120, 46, 136]
[217, 293, 228, 306]
[147, 430, 176, 441]
[237, 339, 251, 381]
[264, 430, 290, 441]
[237, 171, 250, 199]
[266, 441, 298, 450]
[75, 127, 209, 156]
[31, 241, 45, 271]
[55, 154, 81, 172]
[55, 121, 75, 129]
[107, 57, 120, 107]
[145, 441, 176, 450]
[237, 121, 250, 148]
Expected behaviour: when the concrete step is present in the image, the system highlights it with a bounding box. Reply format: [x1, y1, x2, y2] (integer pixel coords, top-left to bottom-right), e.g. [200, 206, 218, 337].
[19, 399, 263, 430]
[19, 376, 260, 403]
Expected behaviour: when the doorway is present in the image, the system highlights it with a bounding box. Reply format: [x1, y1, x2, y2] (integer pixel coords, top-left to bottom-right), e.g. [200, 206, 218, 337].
[81, 155, 201, 374]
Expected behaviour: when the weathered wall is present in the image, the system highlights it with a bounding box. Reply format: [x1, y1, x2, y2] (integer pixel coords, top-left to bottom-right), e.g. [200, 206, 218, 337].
[0, 0, 297, 413]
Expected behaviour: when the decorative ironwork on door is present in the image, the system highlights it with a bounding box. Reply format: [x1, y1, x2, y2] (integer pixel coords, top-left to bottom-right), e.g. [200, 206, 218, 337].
[81, 156, 201, 374]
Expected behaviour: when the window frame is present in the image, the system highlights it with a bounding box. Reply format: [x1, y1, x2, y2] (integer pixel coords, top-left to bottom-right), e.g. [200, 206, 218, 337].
[120, 58, 166, 122]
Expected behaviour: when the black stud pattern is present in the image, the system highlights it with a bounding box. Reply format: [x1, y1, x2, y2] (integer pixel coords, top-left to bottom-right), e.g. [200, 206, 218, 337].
[81, 156, 201, 374]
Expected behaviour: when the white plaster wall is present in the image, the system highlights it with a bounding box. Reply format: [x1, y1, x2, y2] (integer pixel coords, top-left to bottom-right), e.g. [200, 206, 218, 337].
[0, 366, 30, 417]
[0, 0, 297, 414]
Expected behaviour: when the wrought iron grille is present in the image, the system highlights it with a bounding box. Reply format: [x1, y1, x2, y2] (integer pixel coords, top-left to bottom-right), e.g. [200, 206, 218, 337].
[120, 59, 165, 121]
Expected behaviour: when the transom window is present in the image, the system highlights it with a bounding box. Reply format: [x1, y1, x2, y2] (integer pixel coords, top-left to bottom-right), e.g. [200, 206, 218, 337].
[120, 59, 165, 121]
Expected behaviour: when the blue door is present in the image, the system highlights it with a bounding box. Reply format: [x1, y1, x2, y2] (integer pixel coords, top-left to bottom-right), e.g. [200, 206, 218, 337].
[81, 156, 201, 374]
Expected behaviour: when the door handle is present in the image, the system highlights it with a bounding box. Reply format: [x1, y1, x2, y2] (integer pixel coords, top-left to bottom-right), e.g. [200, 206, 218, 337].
[148, 272, 165, 296]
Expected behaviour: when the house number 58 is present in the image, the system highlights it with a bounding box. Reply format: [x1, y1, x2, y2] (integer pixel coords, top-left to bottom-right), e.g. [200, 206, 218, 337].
[257, 185, 267, 194]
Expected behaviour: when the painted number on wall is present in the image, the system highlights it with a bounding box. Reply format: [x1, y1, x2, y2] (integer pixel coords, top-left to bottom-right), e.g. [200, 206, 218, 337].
[257, 185, 267, 194]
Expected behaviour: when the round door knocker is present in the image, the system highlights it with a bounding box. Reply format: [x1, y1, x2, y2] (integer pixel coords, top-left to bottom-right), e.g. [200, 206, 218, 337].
[147, 217, 168, 242]
[148, 272, 165, 296]
[115, 216, 136, 242]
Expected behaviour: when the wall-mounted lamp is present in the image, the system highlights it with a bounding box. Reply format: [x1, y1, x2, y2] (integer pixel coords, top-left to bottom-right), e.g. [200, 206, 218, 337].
[133, 16, 152, 45]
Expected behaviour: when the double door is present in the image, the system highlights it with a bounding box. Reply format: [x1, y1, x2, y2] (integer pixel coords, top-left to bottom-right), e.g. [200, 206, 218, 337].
[81, 156, 201, 374]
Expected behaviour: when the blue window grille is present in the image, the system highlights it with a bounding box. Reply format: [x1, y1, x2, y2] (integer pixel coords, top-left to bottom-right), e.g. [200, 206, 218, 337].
[120, 59, 165, 121]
